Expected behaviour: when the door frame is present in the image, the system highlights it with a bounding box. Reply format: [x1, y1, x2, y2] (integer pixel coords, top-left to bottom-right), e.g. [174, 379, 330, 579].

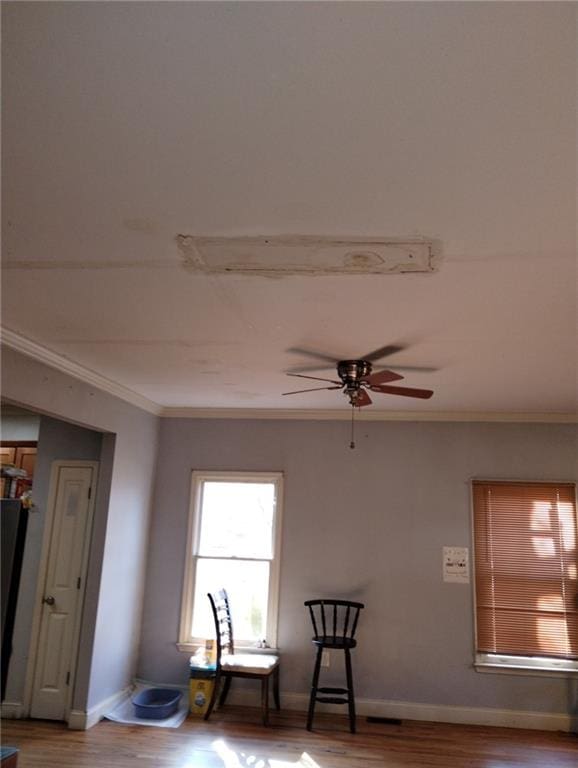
[22, 460, 99, 722]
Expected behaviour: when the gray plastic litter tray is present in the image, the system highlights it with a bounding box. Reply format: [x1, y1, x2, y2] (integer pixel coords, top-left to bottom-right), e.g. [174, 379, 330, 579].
[132, 688, 182, 719]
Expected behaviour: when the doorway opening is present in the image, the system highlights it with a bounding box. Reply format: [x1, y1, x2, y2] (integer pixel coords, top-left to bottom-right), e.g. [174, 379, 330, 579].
[1, 402, 115, 724]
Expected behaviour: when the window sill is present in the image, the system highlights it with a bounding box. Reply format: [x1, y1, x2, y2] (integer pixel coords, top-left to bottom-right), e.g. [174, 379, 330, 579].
[475, 654, 578, 678]
[176, 642, 279, 655]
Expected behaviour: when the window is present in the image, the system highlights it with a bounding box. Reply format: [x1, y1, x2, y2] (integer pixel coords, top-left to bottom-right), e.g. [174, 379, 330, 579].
[179, 471, 283, 651]
[472, 480, 578, 674]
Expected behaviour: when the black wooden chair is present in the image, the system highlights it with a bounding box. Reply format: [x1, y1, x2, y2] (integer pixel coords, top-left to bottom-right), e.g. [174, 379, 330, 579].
[205, 589, 280, 726]
[304, 598, 364, 733]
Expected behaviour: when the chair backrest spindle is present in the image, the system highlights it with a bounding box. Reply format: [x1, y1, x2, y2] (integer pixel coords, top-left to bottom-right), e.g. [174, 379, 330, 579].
[308, 604, 319, 638]
[320, 602, 327, 637]
[350, 605, 361, 640]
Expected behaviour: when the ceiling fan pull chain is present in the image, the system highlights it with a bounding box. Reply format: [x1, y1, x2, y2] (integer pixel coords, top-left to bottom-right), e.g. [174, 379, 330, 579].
[350, 406, 356, 449]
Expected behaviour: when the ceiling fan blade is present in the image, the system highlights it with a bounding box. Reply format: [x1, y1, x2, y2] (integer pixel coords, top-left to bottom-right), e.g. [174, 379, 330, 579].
[355, 389, 372, 407]
[287, 347, 340, 364]
[383, 364, 438, 374]
[362, 369, 404, 386]
[370, 384, 434, 399]
[360, 344, 406, 362]
[287, 372, 342, 385]
[283, 385, 343, 396]
[287, 364, 335, 373]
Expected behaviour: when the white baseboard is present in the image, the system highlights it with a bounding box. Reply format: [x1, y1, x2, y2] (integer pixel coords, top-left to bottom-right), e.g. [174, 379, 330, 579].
[68, 686, 132, 730]
[10, 682, 570, 733]
[0, 700, 24, 719]
[69, 680, 189, 730]
[226, 689, 573, 732]
[2, 688, 133, 730]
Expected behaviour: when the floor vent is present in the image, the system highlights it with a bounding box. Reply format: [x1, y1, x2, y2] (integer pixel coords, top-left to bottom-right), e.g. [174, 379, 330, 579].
[366, 716, 403, 725]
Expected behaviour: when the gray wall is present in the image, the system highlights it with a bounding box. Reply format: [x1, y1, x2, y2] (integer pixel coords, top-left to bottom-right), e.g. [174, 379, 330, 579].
[1, 346, 159, 712]
[139, 417, 577, 716]
[5, 415, 102, 706]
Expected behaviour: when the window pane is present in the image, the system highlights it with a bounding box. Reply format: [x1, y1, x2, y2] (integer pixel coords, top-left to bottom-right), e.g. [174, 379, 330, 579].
[191, 558, 270, 644]
[198, 481, 275, 559]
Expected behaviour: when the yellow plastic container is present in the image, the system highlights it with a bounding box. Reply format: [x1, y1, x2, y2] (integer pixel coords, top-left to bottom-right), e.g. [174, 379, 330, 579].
[189, 676, 215, 716]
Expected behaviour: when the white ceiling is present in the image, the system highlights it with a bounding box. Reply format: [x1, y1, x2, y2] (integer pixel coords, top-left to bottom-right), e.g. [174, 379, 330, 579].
[2, 2, 576, 416]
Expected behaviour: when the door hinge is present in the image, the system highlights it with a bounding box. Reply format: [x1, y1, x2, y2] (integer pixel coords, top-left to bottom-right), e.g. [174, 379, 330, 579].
[88, 486, 92, 500]
[76, 577, 81, 589]
[66, 671, 70, 686]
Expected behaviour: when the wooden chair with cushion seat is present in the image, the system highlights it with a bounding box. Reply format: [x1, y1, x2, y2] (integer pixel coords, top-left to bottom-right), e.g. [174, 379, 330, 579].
[205, 588, 280, 726]
[304, 598, 364, 733]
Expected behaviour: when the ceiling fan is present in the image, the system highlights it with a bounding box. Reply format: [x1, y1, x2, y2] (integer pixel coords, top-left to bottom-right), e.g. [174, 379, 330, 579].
[283, 344, 434, 408]
[282, 344, 434, 448]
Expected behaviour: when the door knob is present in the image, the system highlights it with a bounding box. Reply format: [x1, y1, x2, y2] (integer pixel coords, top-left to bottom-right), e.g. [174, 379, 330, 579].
[42, 596, 55, 606]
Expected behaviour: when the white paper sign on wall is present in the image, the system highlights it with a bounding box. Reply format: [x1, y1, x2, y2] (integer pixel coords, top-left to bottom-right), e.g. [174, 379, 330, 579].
[443, 546, 469, 583]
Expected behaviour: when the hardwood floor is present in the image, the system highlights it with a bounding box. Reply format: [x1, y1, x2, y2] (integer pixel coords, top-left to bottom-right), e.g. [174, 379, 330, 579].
[2, 708, 577, 768]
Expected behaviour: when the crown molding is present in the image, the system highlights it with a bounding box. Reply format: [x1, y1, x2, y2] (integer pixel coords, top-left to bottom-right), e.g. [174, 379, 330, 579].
[160, 407, 578, 423]
[1, 328, 162, 416]
[2, 329, 575, 424]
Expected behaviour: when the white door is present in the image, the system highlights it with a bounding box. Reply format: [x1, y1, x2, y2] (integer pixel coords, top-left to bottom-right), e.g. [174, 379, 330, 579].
[30, 464, 96, 720]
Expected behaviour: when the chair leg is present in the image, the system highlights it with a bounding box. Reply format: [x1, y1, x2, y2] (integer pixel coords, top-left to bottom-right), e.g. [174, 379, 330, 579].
[204, 671, 221, 721]
[273, 666, 281, 710]
[218, 676, 232, 707]
[344, 648, 356, 734]
[261, 675, 270, 726]
[307, 646, 323, 731]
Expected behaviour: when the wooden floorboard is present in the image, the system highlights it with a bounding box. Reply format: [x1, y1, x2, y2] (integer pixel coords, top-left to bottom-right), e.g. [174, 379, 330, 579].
[2, 708, 577, 767]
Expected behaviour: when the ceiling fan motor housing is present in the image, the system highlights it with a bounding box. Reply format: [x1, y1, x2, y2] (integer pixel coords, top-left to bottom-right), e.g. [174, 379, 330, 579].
[338, 360, 372, 389]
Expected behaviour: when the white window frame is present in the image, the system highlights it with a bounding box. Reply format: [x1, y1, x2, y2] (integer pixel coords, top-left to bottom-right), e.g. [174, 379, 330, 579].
[178, 470, 283, 653]
[470, 478, 578, 678]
